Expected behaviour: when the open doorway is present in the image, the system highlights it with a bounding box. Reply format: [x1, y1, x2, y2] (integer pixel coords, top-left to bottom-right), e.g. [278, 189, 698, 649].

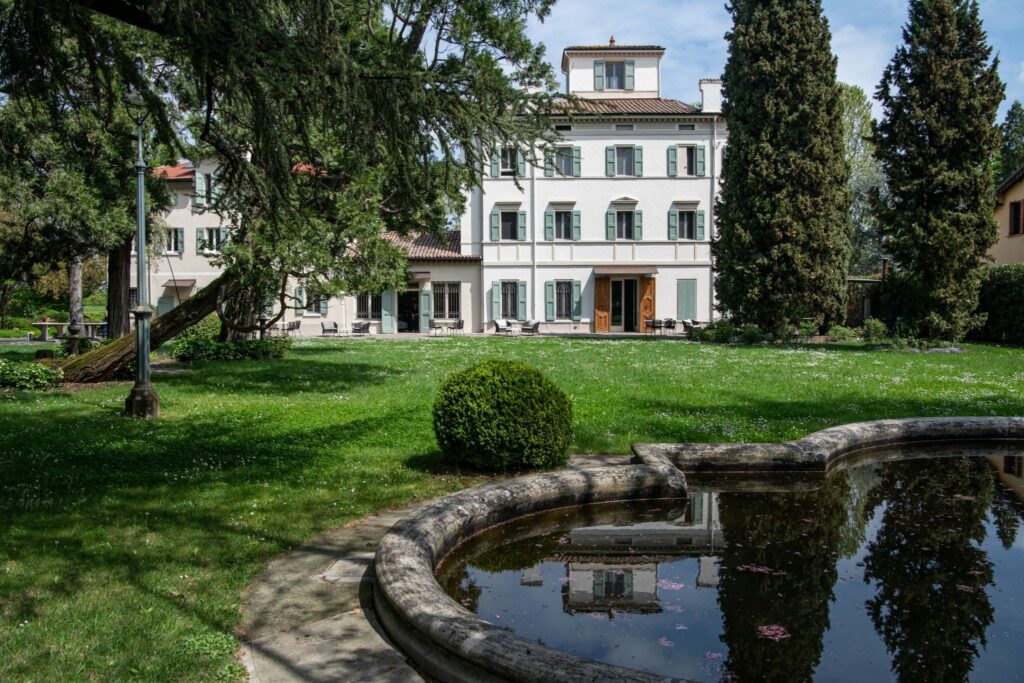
[397, 289, 419, 333]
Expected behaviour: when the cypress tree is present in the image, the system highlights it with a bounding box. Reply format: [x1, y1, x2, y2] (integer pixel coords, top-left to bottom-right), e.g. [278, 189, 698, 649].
[713, 0, 851, 333]
[872, 0, 1004, 340]
[999, 101, 1024, 184]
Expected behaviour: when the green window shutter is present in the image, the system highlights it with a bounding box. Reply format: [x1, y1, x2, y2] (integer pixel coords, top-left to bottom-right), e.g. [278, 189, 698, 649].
[572, 146, 581, 177]
[544, 281, 555, 321]
[491, 281, 501, 320]
[516, 150, 526, 177]
[634, 210, 643, 240]
[572, 210, 581, 241]
[668, 210, 679, 240]
[624, 59, 635, 90]
[196, 227, 205, 252]
[490, 208, 500, 241]
[572, 280, 582, 321]
[677, 279, 697, 320]
[624, 569, 634, 595]
[219, 227, 229, 247]
[517, 210, 527, 241]
[176, 228, 185, 253]
[516, 281, 527, 321]
[605, 146, 615, 177]
[544, 209, 554, 241]
[544, 150, 554, 177]
[695, 146, 706, 176]
[606, 211, 616, 241]
[419, 290, 432, 333]
[381, 291, 396, 333]
[696, 210, 706, 240]
[156, 295, 174, 317]
[594, 60, 605, 90]
[634, 145, 644, 176]
[194, 172, 206, 207]
[321, 296, 329, 316]
[667, 146, 678, 177]
[294, 286, 305, 313]
[490, 151, 500, 178]
[210, 172, 220, 202]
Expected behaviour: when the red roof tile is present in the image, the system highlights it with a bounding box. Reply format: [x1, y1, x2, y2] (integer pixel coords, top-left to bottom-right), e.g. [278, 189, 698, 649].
[154, 162, 194, 180]
[548, 97, 699, 116]
[383, 231, 478, 261]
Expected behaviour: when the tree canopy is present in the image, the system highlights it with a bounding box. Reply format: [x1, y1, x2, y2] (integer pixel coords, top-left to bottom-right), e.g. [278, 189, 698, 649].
[839, 83, 885, 276]
[998, 100, 1024, 185]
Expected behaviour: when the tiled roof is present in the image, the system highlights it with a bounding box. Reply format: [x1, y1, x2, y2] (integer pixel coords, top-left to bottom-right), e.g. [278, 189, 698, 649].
[997, 162, 1024, 197]
[383, 231, 479, 261]
[548, 97, 699, 116]
[154, 162, 194, 180]
[563, 44, 664, 51]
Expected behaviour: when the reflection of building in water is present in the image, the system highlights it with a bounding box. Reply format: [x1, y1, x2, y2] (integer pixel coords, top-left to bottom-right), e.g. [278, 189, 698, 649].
[518, 493, 723, 613]
[988, 454, 1024, 501]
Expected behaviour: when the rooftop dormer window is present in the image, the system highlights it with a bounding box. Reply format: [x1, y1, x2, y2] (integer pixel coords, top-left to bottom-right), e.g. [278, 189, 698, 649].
[594, 59, 635, 91]
[605, 62, 625, 89]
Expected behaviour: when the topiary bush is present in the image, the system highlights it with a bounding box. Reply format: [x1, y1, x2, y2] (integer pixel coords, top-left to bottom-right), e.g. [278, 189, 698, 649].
[432, 359, 573, 472]
[976, 264, 1024, 345]
[0, 359, 63, 390]
[863, 317, 888, 344]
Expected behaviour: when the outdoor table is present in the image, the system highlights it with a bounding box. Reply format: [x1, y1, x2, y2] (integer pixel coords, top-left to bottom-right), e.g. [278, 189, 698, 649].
[31, 322, 66, 342]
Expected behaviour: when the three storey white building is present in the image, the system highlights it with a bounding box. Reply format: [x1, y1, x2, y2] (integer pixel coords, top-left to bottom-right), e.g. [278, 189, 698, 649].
[139, 40, 726, 335]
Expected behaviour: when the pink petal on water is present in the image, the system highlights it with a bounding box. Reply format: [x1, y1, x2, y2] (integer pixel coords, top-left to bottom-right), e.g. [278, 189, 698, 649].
[557, 536, 571, 545]
[757, 624, 791, 641]
[658, 637, 675, 648]
[656, 579, 685, 590]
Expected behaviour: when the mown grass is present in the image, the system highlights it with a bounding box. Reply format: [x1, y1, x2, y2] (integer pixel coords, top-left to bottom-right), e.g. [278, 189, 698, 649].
[1, 337, 1023, 681]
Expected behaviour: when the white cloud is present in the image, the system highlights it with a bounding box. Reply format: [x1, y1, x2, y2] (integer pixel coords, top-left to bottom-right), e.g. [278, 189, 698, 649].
[831, 24, 900, 117]
[1018, 61, 1024, 83]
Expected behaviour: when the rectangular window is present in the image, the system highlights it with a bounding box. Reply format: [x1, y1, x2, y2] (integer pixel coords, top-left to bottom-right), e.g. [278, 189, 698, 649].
[1011, 201, 1023, 236]
[554, 210, 573, 240]
[616, 146, 635, 176]
[432, 283, 461, 320]
[554, 124, 572, 132]
[165, 228, 182, 254]
[203, 173, 214, 204]
[555, 281, 573, 320]
[500, 148, 517, 176]
[615, 124, 634, 131]
[357, 293, 382, 319]
[501, 281, 518, 320]
[678, 146, 697, 176]
[128, 288, 138, 309]
[500, 210, 518, 240]
[678, 210, 696, 240]
[305, 293, 323, 315]
[616, 210, 635, 240]
[554, 147, 574, 176]
[204, 227, 223, 252]
[605, 61, 625, 89]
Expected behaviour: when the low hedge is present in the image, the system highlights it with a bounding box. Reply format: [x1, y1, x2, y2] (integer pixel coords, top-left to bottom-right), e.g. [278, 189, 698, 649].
[0, 359, 63, 390]
[173, 336, 291, 362]
[432, 359, 573, 472]
[976, 264, 1024, 345]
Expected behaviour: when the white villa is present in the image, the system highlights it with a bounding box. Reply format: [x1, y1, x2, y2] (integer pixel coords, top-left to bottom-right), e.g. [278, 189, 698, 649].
[138, 39, 726, 335]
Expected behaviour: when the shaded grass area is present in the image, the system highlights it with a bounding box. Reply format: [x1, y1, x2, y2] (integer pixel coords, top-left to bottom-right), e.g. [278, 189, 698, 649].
[1, 337, 1023, 681]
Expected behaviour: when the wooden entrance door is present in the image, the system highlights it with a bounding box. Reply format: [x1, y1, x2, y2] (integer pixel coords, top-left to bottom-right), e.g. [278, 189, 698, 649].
[639, 277, 656, 330]
[594, 276, 610, 332]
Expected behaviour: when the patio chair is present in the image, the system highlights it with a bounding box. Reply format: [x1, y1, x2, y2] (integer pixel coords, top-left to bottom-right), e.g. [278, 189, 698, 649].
[663, 318, 677, 334]
[351, 321, 371, 336]
[286, 320, 302, 337]
[646, 318, 663, 334]
[321, 320, 340, 336]
[521, 320, 541, 336]
[448, 319, 465, 336]
[494, 319, 515, 336]
[429, 320, 447, 336]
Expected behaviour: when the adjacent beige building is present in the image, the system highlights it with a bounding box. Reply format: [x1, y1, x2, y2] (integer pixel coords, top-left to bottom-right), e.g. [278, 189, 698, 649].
[992, 164, 1024, 266]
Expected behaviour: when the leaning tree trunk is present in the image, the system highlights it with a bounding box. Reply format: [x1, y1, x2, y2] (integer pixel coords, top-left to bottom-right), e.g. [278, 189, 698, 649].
[218, 284, 260, 341]
[106, 233, 133, 338]
[67, 254, 84, 331]
[59, 271, 241, 383]
[0, 282, 12, 329]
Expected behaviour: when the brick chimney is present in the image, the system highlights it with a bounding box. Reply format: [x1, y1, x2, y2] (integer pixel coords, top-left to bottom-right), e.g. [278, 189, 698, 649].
[609, 35, 615, 45]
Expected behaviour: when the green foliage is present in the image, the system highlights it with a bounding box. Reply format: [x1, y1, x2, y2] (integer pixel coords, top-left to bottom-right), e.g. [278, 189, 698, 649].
[432, 359, 573, 472]
[872, 0, 1004, 341]
[713, 0, 852, 333]
[826, 325, 856, 342]
[840, 83, 886, 275]
[739, 324, 765, 345]
[998, 101, 1024, 185]
[976, 264, 1024, 344]
[798, 320, 819, 338]
[698, 320, 738, 344]
[173, 336, 291, 363]
[58, 336, 102, 357]
[863, 317, 888, 343]
[0, 358, 62, 389]
[175, 314, 222, 344]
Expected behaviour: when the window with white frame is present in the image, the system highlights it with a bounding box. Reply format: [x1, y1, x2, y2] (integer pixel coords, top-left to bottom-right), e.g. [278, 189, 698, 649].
[500, 210, 518, 240]
[555, 281, 573, 320]
[500, 147, 518, 176]
[305, 292, 324, 315]
[679, 146, 697, 176]
[501, 281, 519, 320]
[678, 210, 697, 240]
[554, 147, 573, 176]
[616, 146, 635, 176]
[204, 227, 223, 252]
[616, 210, 635, 240]
[165, 228, 183, 254]
[554, 210, 573, 240]
[604, 62, 625, 89]
[356, 293, 382, 319]
[432, 283, 461, 320]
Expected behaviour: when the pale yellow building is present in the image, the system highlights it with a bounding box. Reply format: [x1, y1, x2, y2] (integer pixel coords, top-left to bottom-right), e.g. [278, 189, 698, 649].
[992, 164, 1024, 266]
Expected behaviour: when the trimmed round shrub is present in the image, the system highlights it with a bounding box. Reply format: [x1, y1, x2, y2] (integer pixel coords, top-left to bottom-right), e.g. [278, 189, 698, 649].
[863, 317, 888, 343]
[976, 264, 1024, 345]
[432, 360, 573, 471]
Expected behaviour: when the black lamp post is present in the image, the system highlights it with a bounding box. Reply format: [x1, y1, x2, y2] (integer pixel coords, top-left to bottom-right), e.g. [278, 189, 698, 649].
[124, 58, 160, 419]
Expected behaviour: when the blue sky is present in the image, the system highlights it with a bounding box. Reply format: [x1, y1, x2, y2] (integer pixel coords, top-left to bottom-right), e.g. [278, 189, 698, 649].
[527, 0, 1024, 119]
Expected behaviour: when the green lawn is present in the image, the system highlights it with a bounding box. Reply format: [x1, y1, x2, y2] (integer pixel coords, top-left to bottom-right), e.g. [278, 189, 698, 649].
[1, 337, 1023, 681]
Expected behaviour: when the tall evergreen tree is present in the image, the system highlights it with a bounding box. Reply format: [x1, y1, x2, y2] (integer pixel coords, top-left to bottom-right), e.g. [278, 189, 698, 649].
[713, 0, 852, 333]
[872, 0, 1003, 340]
[998, 100, 1024, 184]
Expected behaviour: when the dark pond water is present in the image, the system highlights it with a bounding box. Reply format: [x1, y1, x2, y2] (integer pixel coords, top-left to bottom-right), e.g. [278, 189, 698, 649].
[437, 444, 1024, 682]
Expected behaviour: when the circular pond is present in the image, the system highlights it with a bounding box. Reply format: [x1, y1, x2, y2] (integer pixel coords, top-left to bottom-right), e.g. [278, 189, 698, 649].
[436, 444, 1024, 681]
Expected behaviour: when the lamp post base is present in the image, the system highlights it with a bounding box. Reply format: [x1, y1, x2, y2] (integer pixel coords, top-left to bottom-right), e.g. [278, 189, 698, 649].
[124, 385, 160, 419]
